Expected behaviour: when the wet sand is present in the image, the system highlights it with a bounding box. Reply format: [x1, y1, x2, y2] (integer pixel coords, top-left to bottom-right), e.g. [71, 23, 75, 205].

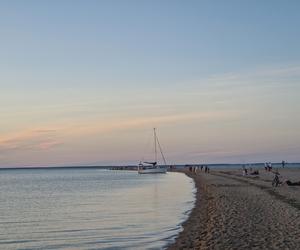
[167, 167, 300, 249]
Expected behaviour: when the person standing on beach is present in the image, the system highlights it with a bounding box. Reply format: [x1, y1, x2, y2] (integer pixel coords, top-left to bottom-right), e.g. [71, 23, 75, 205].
[272, 173, 280, 187]
[282, 160, 286, 168]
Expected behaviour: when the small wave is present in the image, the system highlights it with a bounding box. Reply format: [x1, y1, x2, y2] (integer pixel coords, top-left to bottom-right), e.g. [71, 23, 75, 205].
[0, 239, 38, 245]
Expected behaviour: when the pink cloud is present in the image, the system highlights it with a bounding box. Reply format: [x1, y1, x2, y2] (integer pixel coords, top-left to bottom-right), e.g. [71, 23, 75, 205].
[0, 128, 63, 154]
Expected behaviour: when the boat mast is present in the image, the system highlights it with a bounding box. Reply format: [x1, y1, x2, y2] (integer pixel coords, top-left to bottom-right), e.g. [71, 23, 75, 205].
[154, 128, 157, 163]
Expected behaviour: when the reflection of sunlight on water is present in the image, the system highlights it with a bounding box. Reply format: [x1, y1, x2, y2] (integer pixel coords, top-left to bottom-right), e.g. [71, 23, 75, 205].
[0, 169, 195, 250]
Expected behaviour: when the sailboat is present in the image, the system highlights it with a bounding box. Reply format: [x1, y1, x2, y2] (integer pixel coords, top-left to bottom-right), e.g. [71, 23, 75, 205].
[138, 128, 167, 174]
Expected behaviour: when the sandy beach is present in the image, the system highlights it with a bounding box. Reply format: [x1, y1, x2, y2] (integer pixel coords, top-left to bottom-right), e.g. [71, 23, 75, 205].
[167, 167, 300, 249]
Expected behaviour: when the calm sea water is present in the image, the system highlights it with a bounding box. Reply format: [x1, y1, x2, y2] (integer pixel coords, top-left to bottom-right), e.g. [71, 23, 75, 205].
[0, 169, 195, 250]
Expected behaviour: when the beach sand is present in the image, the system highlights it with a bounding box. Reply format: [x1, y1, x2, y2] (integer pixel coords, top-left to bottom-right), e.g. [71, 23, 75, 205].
[167, 167, 300, 249]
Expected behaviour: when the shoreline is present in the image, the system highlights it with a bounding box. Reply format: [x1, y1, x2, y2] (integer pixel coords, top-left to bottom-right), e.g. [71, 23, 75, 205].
[167, 168, 300, 249]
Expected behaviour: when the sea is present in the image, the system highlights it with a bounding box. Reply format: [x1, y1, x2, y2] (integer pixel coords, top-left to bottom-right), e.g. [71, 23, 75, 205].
[0, 168, 195, 250]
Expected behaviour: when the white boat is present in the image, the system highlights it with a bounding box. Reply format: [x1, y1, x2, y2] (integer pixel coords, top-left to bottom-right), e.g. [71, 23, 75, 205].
[138, 128, 167, 174]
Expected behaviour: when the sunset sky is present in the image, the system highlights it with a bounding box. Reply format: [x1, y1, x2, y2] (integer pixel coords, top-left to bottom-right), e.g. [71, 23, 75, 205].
[1, 1, 300, 167]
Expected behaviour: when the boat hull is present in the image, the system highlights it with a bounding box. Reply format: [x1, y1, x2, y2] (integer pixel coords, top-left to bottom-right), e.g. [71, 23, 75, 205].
[138, 167, 167, 174]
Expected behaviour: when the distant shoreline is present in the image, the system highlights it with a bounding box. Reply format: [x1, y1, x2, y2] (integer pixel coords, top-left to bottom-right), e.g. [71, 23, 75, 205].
[0, 166, 110, 170]
[1, 162, 300, 170]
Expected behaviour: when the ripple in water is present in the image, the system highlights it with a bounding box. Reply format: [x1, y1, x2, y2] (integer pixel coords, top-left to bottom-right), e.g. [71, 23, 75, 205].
[0, 168, 195, 249]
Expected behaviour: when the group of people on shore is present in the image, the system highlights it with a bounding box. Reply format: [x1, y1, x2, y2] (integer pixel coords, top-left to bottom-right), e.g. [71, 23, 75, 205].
[240, 163, 300, 187]
[265, 161, 286, 172]
[188, 165, 210, 174]
[264, 161, 300, 187]
[264, 162, 273, 171]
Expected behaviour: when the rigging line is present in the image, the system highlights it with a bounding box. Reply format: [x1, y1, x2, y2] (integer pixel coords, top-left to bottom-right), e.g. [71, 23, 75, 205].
[156, 132, 167, 166]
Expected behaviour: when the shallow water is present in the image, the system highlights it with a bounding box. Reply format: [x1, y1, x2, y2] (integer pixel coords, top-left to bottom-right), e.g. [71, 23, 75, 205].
[0, 168, 195, 249]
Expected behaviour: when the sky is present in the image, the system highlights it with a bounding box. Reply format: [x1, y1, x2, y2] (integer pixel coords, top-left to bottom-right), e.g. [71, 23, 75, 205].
[1, 0, 300, 167]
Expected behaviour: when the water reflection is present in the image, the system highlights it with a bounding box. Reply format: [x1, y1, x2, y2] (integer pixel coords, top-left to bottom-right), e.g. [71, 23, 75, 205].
[0, 169, 195, 249]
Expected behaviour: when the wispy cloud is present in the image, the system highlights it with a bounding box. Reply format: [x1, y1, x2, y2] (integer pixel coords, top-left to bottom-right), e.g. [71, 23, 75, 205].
[207, 64, 300, 87]
[33, 129, 58, 134]
[184, 64, 300, 96]
[180, 64, 300, 115]
[61, 110, 239, 138]
[0, 110, 236, 154]
[0, 128, 63, 154]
